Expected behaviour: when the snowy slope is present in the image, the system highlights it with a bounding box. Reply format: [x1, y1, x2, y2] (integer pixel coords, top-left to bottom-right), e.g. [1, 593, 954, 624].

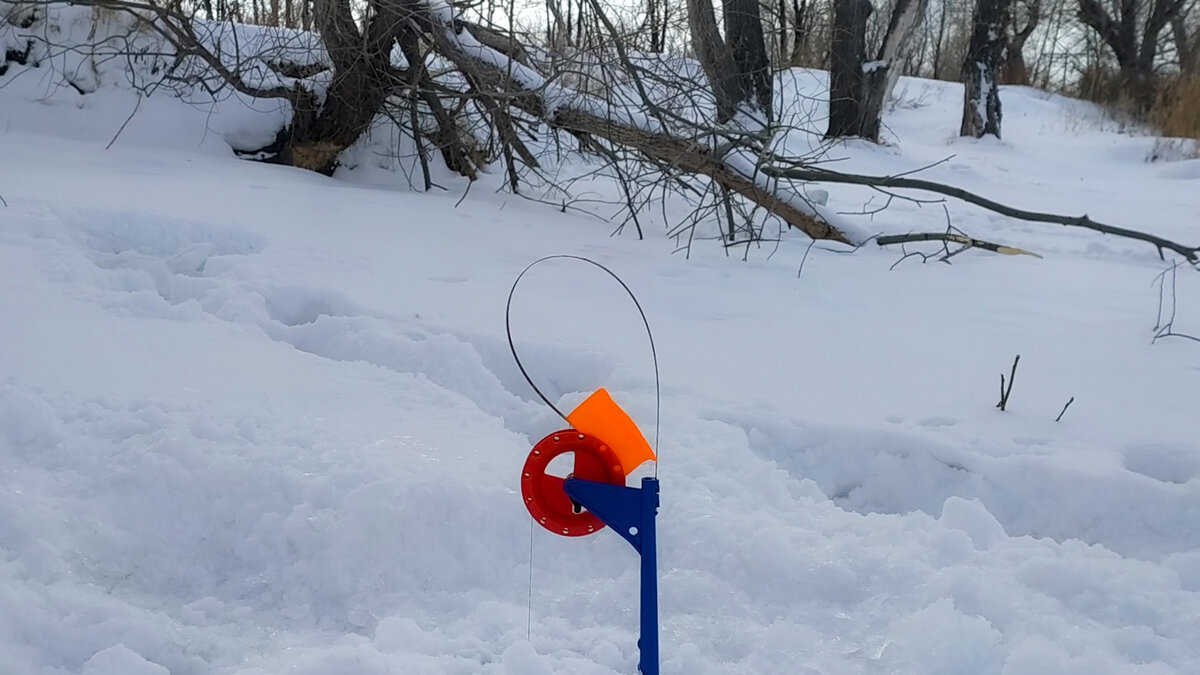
[3, 27, 1200, 675]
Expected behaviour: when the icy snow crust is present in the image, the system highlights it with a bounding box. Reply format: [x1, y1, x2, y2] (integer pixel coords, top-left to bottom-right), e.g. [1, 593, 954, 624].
[4, 9, 1200, 675]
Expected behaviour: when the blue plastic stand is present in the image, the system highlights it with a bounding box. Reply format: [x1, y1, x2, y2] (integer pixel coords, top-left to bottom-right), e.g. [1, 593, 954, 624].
[564, 476, 660, 675]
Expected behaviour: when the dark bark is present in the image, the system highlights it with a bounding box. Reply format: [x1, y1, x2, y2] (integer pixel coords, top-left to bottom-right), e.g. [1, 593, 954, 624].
[826, 0, 876, 139]
[687, 0, 740, 122]
[266, 0, 408, 174]
[859, 65, 889, 141]
[659, 0, 670, 54]
[779, 0, 789, 60]
[960, 0, 1010, 138]
[724, 0, 774, 120]
[1171, 15, 1197, 73]
[647, 0, 667, 52]
[790, 0, 810, 65]
[688, 0, 773, 123]
[1001, 0, 1038, 85]
[825, 0, 931, 140]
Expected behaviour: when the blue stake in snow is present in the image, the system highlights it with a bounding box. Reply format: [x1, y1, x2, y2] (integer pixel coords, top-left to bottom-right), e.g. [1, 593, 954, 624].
[564, 476, 660, 675]
[519, 428, 661, 675]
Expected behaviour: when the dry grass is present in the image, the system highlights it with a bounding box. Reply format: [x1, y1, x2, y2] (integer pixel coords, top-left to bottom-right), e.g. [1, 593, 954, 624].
[1071, 66, 1200, 158]
[1076, 65, 1200, 140]
[1150, 73, 1200, 141]
[1074, 64, 1148, 115]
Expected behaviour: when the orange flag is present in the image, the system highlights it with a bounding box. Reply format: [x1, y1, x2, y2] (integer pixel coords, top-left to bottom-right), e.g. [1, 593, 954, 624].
[567, 388, 656, 475]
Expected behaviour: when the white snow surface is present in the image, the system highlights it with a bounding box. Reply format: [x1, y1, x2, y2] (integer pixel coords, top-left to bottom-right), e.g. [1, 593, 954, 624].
[3, 24, 1200, 675]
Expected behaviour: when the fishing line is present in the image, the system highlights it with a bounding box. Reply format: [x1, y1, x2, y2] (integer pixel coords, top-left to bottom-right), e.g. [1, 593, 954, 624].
[507, 255, 663, 643]
[526, 518, 535, 641]
[504, 254, 662, 466]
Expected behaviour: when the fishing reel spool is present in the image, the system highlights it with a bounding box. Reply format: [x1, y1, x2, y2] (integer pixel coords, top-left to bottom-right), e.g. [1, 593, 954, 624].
[521, 430, 626, 536]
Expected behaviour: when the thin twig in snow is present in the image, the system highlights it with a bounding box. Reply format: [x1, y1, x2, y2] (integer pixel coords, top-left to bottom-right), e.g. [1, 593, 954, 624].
[106, 93, 143, 150]
[996, 354, 1020, 411]
[1055, 397, 1075, 422]
[1152, 263, 1200, 344]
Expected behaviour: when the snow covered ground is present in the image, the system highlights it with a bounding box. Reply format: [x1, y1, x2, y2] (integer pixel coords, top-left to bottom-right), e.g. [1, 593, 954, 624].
[3, 22, 1200, 674]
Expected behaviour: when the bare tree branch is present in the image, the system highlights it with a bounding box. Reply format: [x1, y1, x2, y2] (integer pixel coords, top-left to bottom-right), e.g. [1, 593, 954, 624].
[997, 354, 1020, 411]
[877, 231, 1043, 258]
[1153, 262, 1200, 343]
[763, 164, 1200, 263]
[67, 0, 316, 105]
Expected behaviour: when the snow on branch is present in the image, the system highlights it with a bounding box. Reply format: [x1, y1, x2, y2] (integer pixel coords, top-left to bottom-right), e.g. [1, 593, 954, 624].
[415, 0, 865, 245]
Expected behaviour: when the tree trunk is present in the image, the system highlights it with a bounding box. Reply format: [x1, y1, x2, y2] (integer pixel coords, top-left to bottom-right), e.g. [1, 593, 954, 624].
[1002, 35, 1030, 85]
[1001, 0, 1038, 85]
[648, 0, 661, 52]
[688, 0, 773, 123]
[778, 0, 789, 61]
[687, 0, 741, 122]
[859, 0, 925, 143]
[724, 0, 774, 121]
[789, 0, 809, 65]
[873, 0, 929, 113]
[263, 0, 411, 173]
[659, 0, 669, 53]
[1138, 0, 1183, 77]
[1171, 15, 1198, 73]
[960, 0, 1010, 138]
[546, 0, 571, 49]
[1001, 46, 1029, 86]
[826, 0, 875, 139]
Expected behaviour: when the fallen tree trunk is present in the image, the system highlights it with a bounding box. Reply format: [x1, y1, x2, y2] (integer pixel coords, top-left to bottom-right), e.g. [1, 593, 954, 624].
[552, 109, 851, 243]
[412, 0, 856, 245]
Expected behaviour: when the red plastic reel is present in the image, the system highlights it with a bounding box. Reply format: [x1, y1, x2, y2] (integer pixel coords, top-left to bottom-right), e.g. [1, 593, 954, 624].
[522, 430, 626, 536]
